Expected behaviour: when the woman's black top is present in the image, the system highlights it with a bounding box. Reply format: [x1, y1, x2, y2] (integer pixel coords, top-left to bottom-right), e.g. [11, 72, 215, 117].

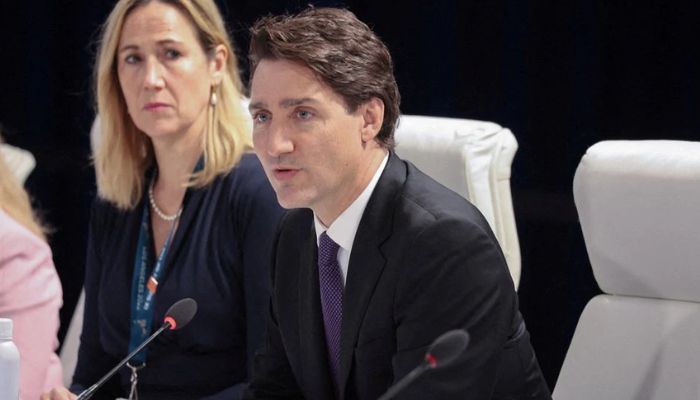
[71, 154, 285, 399]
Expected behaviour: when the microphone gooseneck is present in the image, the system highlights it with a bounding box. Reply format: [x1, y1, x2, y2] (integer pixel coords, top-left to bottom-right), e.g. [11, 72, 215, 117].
[76, 298, 198, 400]
[376, 329, 470, 400]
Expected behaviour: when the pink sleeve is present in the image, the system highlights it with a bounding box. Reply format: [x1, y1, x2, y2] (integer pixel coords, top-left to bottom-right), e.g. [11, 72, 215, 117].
[0, 210, 64, 400]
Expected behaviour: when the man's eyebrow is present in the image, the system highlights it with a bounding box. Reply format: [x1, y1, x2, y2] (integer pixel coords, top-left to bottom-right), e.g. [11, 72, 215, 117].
[280, 97, 320, 108]
[249, 97, 320, 112]
[248, 101, 266, 112]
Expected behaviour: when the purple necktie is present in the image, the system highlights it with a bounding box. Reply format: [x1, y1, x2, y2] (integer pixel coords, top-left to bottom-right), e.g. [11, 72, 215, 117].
[318, 232, 344, 394]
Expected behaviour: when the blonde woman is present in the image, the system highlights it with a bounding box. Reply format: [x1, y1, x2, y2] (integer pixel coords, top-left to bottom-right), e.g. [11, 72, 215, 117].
[0, 139, 63, 400]
[42, 0, 282, 399]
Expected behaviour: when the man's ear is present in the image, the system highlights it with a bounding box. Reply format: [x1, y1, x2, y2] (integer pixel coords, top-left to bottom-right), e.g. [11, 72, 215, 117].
[209, 44, 228, 85]
[360, 97, 385, 143]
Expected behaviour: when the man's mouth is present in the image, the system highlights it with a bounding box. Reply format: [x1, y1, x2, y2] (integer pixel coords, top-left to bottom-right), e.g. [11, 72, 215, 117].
[272, 166, 300, 181]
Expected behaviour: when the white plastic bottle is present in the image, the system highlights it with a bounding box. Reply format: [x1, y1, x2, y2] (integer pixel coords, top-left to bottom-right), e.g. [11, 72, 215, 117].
[0, 318, 20, 400]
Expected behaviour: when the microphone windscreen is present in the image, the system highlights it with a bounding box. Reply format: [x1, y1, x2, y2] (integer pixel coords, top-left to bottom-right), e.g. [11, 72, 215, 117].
[164, 298, 198, 330]
[426, 329, 470, 368]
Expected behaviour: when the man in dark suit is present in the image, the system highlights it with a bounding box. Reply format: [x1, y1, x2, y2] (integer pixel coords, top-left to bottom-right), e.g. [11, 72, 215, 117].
[244, 7, 551, 400]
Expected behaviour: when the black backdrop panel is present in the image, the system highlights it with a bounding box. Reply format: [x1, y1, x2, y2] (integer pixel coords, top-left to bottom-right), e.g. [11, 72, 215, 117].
[2, 0, 699, 388]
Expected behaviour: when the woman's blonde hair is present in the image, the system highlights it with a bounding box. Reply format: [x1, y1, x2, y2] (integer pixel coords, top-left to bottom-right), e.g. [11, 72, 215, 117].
[94, 0, 251, 209]
[0, 138, 47, 241]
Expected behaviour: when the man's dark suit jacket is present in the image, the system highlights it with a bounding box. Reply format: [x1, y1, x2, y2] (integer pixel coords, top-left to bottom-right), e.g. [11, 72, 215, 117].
[245, 153, 551, 400]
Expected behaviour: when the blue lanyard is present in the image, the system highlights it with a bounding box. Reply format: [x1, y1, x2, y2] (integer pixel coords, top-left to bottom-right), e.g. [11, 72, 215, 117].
[128, 192, 178, 366]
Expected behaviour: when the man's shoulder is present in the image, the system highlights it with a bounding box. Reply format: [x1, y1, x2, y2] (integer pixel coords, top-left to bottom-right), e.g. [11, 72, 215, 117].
[396, 160, 491, 231]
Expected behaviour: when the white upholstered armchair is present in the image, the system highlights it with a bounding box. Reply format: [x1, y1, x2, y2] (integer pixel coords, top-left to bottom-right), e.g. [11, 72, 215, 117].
[394, 115, 521, 288]
[0, 144, 36, 184]
[554, 140, 700, 399]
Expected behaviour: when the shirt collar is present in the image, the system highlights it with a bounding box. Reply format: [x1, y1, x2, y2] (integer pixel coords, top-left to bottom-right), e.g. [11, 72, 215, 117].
[315, 153, 389, 249]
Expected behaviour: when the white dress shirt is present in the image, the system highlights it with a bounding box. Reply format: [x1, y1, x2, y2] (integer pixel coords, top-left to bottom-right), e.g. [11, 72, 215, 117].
[314, 153, 389, 285]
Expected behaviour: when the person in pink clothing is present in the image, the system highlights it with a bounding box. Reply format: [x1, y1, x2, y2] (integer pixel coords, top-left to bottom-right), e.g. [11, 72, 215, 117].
[0, 138, 63, 400]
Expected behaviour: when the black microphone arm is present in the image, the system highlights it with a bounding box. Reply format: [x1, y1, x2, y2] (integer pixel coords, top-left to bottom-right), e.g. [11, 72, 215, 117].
[76, 298, 198, 400]
[376, 329, 470, 400]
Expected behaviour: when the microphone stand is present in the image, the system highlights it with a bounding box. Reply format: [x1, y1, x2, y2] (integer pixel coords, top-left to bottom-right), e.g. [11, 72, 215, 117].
[376, 362, 431, 400]
[76, 321, 172, 400]
[376, 329, 470, 400]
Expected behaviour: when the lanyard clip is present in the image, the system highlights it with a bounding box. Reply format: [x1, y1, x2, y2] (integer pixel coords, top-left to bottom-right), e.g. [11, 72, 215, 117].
[126, 362, 145, 400]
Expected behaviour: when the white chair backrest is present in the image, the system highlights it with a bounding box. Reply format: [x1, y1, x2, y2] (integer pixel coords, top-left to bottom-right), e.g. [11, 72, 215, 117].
[554, 140, 700, 400]
[59, 291, 84, 386]
[1, 144, 36, 184]
[394, 115, 521, 287]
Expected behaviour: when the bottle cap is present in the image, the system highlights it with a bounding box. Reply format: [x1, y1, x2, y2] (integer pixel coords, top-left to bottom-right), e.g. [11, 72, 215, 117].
[0, 318, 13, 340]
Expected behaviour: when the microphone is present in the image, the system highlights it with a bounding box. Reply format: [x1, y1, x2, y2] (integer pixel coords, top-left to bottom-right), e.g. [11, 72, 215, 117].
[376, 329, 470, 400]
[76, 298, 198, 400]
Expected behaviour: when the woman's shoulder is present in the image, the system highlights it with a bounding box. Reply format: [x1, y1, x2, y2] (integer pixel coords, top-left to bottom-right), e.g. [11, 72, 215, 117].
[219, 152, 282, 214]
[88, 195, 142, 237]
[0, 209, 46, 249]
[220, 152, 271, 194]
[0, 209, 60, 337]
[90, 194, 137, 217]
[227, 152, 267, 181]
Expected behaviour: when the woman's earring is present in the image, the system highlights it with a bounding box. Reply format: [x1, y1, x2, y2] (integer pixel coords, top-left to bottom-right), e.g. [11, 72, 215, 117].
[210, 90, 218, 107]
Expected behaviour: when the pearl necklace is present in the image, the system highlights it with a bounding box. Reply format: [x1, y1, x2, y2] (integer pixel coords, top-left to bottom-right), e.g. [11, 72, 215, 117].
[148, 180, 183, 222]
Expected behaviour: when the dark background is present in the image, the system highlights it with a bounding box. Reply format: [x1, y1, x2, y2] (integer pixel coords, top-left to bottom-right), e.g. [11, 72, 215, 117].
[1, 0, 699, 389]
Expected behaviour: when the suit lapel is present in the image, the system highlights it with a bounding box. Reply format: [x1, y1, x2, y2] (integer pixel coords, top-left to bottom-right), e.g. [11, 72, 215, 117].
[338, 154, 406, 397]
[298, 221, 335, 399]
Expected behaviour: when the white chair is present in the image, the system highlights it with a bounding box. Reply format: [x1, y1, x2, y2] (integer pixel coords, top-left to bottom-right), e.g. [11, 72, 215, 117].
[554, 140, 700, 399]
[394, 115, 521, 288]
[0, 144, 36, 184]
[59, 291, 84, 386]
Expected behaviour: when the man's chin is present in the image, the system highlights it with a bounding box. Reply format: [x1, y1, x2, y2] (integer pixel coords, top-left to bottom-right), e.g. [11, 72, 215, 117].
[274, 192, 313, 210]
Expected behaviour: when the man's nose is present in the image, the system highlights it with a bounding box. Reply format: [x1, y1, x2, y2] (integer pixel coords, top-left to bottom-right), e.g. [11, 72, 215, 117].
[264, 122, 294, 157]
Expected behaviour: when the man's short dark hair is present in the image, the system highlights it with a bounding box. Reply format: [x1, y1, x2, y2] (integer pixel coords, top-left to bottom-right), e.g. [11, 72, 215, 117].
[249, 7, 401, 149]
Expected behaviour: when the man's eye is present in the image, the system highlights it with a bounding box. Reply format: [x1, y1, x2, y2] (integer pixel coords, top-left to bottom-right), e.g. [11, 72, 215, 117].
[253, 113, 270, 124]
[297, 110, 313, 120]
